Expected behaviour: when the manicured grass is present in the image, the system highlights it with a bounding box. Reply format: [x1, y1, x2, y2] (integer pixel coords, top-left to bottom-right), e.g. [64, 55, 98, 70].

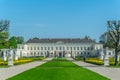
[7, 58, 110, 80]
[0, 66, 9, 68]
[109, 66, 120, 68]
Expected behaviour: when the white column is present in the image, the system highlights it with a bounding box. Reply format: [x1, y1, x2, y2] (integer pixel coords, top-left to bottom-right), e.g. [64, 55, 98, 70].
[99, 50, 104, 60]
[2, 50, 7, 61]
[14, 50, 18, 60]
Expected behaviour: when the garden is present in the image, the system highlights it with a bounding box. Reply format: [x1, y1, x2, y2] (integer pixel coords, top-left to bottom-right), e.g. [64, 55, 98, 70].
[0, 56, 45, 67]
[74, 57, 120, 66]
[7, 58, 110, 80]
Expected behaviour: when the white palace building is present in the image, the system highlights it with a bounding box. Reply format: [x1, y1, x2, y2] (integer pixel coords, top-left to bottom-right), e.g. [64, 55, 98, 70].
[16, 38, 103, 58]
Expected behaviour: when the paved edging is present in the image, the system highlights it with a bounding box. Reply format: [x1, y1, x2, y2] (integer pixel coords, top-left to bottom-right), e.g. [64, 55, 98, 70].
[67, 58, 120, 80]
[0, 58, 53, 80]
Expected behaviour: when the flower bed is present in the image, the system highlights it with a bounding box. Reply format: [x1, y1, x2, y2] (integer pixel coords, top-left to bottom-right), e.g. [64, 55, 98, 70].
[85, 58, 120, 66]
[85, 59, 104, 65]
[0, 57, 45, 66]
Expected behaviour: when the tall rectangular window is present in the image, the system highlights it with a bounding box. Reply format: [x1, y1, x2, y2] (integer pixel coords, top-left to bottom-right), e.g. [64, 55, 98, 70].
[48, 47, 50, 50]
[27, 47, 29, 50]
[31, 47, 32, 50]
[51, 47, 53, 50]
[41, 47, 43, 50]
[37, 47, 39, 50]
[34, 47, 36, 50]
[44, 47, 46, 50]
[22, 46, 24, 49]
[59, 46, 62, 50]
[84, 47, 86, 50]
[74, 47, 76, 50]
[88, 47, 90, 50]
[81, 47, 83, 50]
[56, 47, 58, 50]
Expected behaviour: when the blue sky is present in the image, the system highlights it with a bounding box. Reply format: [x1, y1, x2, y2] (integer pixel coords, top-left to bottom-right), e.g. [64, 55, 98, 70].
[0, 0, 120, 42]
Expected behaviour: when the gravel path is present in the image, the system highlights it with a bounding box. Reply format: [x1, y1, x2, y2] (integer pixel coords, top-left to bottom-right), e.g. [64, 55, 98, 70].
[0, 58, 53, 80]
[67, 58, 120, 80]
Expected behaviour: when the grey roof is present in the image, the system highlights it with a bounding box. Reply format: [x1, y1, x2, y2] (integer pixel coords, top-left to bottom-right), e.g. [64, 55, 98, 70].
[26, 38, 95, 43]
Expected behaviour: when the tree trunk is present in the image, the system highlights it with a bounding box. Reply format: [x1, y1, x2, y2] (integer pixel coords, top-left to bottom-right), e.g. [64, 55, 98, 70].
[114, 50, 118, 66]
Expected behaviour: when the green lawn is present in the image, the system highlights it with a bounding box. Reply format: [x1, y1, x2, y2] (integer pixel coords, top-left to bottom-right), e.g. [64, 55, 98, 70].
[7, 58, 110, 80]
[109, 66, 120, 68]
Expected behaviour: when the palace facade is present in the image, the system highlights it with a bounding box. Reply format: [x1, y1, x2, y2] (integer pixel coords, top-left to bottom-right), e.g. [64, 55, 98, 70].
[17, 38, 103, 58]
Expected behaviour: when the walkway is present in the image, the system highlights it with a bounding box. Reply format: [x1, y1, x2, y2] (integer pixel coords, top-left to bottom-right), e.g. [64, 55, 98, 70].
[0, 58, 53, 80]
[67, 58, 120, 80]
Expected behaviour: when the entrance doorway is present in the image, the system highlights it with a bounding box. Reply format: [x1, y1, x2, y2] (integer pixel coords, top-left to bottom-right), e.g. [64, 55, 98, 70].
[59, 52, 62, 58]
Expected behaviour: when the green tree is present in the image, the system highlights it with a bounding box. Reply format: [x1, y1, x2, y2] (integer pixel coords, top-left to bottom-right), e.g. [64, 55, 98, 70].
[84, 36, 90, 40]
[107, 20, 120, 66]
[8, 36, 17, 48]
[17, 36, 24, 44]
[0, 32, 9, 48]
[0, 20, 9, 49]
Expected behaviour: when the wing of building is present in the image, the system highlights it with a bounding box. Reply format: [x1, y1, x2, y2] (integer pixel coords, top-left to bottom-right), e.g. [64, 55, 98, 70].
[16, 38, 103, 58]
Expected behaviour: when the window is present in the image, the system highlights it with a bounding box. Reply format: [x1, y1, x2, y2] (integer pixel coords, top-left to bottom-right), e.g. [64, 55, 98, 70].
[18, 46, 20, 49]
[81, 52, 83, 55]
[84, 47, 86, 50]
[74, 47, 76, 50]
[84, 52, 86, 55]
[31, 52, 33, 55]
[67, 47, 69, 50]
[41, 47, 43, 50]
[38, 52, 39, 55]
[109, 52, 111, 55]
[27, 47, 29, 50]
[34, 52, 36, 56]
[56, 47, 58, 50]
[59, 46, 62, 50]
[48, 47, 50, 50]
[41, 52, 43, 55]
[81, 47, 83, 50]
[70, 47, 72, 50]
[88, 47, 90, 50]
[44, 47, 46, 50]
[34, 47, 36, 50]
[77, 47, 79, 50]
[87, 52, 89, 55]
[51, 47, 53, 50]
[37, 47, 39, 50]
[31, 47, 32, 50]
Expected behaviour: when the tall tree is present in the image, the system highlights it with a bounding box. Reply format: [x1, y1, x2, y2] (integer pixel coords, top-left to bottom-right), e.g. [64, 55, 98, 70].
[107, 20, 120, 66]
[0, 20, 9, 32]
[8, 36, 17, 48]
[0, 20, 9, 49]
[17, 36, 24, 44]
